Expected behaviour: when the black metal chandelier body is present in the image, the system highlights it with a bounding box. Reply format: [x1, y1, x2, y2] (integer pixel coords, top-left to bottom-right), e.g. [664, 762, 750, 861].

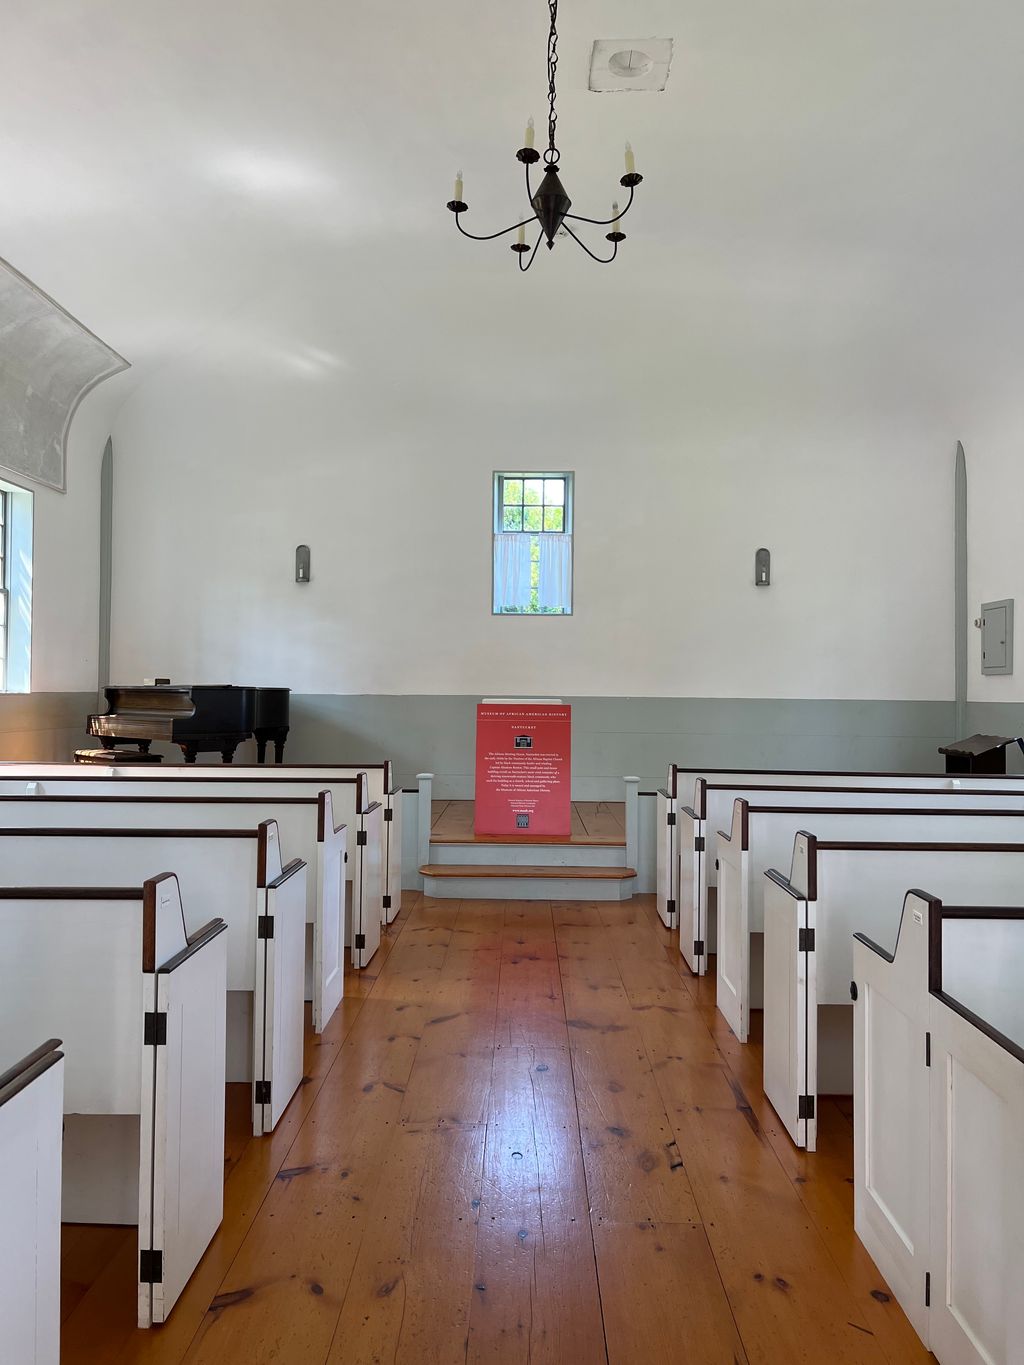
[446, 0, 643, 270]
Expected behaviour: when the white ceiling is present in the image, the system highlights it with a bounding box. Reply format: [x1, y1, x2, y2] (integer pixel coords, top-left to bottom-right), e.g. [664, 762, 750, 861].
[2, 0, 1024, 432]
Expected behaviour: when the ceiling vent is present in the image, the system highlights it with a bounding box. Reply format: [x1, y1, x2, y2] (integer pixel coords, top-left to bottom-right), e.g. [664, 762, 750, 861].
[589, 38, 673, 92]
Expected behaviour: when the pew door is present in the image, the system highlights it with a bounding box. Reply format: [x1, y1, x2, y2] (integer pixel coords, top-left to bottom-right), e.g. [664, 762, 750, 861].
[928, 996, 1024, 1365]
[715, 841, 750, 1041]
[139, 926, 227, 1327]
[352, 804, 384, 969]
[0, 1049, 63, 1365]
[762, 876, 816, 1149]
[383, 788, 402, 925]
[677, 808, 705, 974]
[315, 819, 346, 1033]
[655, 789, 676, 930]
[254, 862, 306, 1137]
[852, 914, 931, 1345]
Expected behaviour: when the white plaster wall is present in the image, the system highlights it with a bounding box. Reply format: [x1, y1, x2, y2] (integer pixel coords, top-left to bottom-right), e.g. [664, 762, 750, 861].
[107, 299, 954, 701]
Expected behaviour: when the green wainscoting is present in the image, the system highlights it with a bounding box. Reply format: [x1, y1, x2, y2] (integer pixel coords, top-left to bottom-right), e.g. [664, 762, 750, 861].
[284, 694, 959, 798]
[0, 692, 95, 761]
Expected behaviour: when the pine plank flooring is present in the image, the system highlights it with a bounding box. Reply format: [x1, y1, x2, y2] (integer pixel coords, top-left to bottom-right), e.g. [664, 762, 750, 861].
[59, 893, 932, 1365]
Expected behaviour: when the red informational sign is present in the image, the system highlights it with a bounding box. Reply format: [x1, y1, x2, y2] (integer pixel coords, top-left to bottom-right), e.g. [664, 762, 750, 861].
[474, 701, 572, 837]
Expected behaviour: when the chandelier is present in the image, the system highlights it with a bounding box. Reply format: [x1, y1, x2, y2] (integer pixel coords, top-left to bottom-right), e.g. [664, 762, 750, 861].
[446, 0, 643, 270]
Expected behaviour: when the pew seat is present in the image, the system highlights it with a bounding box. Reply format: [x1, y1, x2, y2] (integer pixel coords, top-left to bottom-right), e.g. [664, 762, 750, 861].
[716, 798, 1024, 1044]
[762, 833, 1024, 1149]
[0, 759, 404, 926]
[668, 771, 1024, 969]
[0, 875, 228, 1327]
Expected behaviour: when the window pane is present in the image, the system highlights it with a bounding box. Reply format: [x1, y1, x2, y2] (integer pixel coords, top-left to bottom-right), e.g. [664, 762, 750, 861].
[503, 478, 523, 505]
[502, 507, 523, 531]
[543, 506, 564, 532]
[543, 479, 564, 505]
[524, 478, 543, 505]
[523, 505, 543, 532]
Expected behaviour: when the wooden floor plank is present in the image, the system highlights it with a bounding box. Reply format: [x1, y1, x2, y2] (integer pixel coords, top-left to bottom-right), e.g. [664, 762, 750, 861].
[325, 1124, 486, 1365]
[594, 1221, 747, 1365]
[466, 1046, 606, 1365]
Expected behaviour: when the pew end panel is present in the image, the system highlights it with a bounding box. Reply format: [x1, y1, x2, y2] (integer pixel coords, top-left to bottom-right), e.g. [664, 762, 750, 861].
[314, 791, 347, 1032]
[655, 788, 677, 930]
[254, 833, 307, 1137]
[852, 893, 932, 1344]
[676, 804, 706, 973]
[351, 802, 384, 969]
[0, 1039, 64, 1365]
[762, 869, 816, 1150]
[715, 800, 751, 1041]
[142, 883, 228, 1326]
[928, 916, 1024, 1365]
[384, 780, 403, 923]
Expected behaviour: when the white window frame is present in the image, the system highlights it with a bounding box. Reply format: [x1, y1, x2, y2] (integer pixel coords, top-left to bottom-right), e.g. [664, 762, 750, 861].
[491, 471, 574, 616]
[0, 475, 33, 693]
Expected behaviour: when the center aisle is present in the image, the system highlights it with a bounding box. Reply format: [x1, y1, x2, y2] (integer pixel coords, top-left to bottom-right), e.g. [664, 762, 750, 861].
[60, 894, 930, 1365]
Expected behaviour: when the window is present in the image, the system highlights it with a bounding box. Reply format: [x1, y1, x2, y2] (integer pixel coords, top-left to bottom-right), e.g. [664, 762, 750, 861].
[492, 472, 573, 614]
[0, 487, 6, 687]
[0, 477, 32, 693]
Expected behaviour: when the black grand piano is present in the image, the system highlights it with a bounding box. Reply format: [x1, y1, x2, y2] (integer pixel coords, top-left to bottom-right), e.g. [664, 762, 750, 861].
[82, 684, 290, 764]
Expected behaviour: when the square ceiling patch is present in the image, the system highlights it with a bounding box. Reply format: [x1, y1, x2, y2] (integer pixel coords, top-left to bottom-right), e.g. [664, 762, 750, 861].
[589, 38, 673, 92]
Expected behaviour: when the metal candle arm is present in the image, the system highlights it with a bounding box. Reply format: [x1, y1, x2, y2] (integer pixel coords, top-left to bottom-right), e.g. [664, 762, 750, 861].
[447, 153, 642, 263]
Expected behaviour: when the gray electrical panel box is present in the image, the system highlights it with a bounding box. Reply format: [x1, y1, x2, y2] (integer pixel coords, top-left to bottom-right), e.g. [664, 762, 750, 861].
[981, 599, 1013, 675]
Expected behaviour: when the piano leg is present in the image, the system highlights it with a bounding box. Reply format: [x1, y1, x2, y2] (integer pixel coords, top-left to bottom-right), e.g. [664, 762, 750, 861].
[220, 743, 239, 764]
[181, 745, 199, 764]
[255, 736, 268, 764]
[273, 730, 289, 764]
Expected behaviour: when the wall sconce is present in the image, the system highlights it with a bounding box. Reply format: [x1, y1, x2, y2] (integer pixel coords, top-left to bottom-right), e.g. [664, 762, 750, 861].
[755, 548, 770, 587]
[295, 545, 311, 583]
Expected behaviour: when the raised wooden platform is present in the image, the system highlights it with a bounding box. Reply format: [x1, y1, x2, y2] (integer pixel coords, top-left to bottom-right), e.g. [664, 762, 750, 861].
[431, 799, 626, 846]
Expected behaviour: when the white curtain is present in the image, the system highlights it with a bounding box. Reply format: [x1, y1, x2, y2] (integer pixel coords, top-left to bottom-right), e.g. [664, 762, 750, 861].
[538, 533, 572, 612]
[493, 533, 532, 612]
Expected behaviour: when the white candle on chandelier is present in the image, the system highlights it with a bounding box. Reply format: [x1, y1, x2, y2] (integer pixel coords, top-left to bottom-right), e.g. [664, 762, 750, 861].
[624, 141, 636, 175]
[518, 220, 526, 246]
[454, 169, 463, 202]
[525, 116, 535, 149]
[611, 200, 621, 233]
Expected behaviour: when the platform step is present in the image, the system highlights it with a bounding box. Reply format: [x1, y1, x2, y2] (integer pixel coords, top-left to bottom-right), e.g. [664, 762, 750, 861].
[428, 842, 625, 868]
[419, 863, 637, 881]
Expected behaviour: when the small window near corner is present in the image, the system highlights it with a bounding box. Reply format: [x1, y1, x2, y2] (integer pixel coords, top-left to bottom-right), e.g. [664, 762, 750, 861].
[0, 477, 33, 692]
[492, 472, 573, 615]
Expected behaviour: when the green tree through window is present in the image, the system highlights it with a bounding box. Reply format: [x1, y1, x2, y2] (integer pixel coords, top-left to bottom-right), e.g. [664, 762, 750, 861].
[494, 473, 573, 614]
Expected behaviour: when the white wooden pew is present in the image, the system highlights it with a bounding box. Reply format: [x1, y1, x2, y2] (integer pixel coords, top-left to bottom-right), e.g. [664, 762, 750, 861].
[0, 1039, 64, 1365]
[762, 833, 1024, 1150]
[0, 785, 380, 972]
[0, 760, 403, 924]
[676, 777, 1024, 974]
[716, 799, 1024, 1044]
[853, 893, 1024, 1362]
[0, 819, 309, 1134]
[0, 875, 228, 1327]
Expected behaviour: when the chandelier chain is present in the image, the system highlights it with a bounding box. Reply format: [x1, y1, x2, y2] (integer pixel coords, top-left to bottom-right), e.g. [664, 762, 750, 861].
[545, 0, 559, 162]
